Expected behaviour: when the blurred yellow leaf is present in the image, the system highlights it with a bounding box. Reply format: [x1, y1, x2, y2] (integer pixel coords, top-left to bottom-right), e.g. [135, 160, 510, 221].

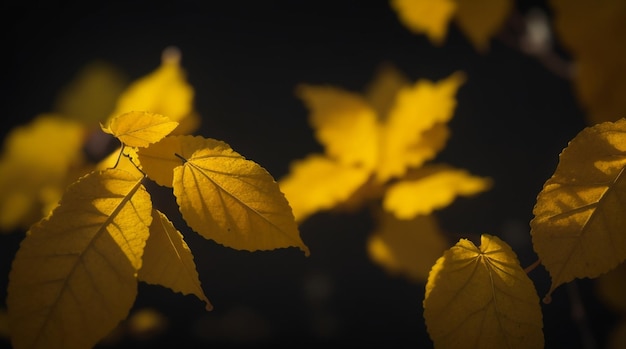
[0, 115, 86, 231]
[141, 135, 309, 255]
[296, 85, 380, 169]
[53, 61, 128, 125]
[383, 164, 492, 219]
[377, 71, 465, 181]
[278, 154, 371, 222]
[281, 67, 469, 220]
[391, 0, 512, 51]
[607, 320, 626, 349]
[139, 210, 212, 311]
[530, 118, 626, 302]
[107, 47, 199, 134]
[390, 0, 457, 45]
[7, 169, 152, 349]
[102, 111, 179, 148]
[367, 211, 449, 282]
[551, 0, 626, 124]
[424, 234, 543, 348]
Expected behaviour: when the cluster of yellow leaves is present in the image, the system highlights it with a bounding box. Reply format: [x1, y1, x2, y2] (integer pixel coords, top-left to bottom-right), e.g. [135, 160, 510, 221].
[5, 49, 308, 349]
[390, 0, 513, 51]
[279, 64, 492, 283]
[550, 0, 626, 125]
[422, 118, 626, 348]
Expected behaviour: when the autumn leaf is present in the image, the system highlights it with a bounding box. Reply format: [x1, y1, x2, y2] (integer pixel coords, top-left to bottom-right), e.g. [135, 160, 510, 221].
[280, 67, 470, 221]
[139, 210, 212, 311]
[138, 135, 309, 255]
[424, 234, 544, 348]
[7, 168, 152, 349]
[0, 115, 86, 231]
[383, 164, 492, 219]
[367, 211, 449, 282]
[106, 47, 200, 135]
[101, 111, 179, 148]
[391, 0, 513, 51]
[53, 61, 128, 125]
[550, 0, 626, 124]
[278, 154, 371, 222]
[530, 118, 626, 302]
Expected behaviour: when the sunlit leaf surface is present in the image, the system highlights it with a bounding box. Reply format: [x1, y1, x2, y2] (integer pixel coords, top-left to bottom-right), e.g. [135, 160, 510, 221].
[531, 118, 626, 301]
[7, 169, 152, 349]
[139, 210, 212, 311]
[166, 135, 309, 255]
[424, 234, 543, 348]
[102, 111, 178, 148]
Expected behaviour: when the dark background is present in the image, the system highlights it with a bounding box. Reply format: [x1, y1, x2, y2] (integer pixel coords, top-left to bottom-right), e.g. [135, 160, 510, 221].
[1, 1, 616, 348]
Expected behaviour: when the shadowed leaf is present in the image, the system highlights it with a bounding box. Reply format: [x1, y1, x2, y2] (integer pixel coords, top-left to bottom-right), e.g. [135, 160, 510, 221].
[531, 118, 626, 302]
[7, 169, 152, 349]
[139, 210, 212, 311]
[424, 234, 543, 348]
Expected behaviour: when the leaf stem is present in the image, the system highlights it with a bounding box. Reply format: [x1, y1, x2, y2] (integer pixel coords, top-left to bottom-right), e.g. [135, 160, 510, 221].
[524, 258, 542, 274]
[174, 153, 187, 163]
[111, 143, 125, 169]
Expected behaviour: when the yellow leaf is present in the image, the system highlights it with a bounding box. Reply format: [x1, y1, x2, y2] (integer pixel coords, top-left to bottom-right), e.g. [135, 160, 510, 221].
[367, 211, 449, 282]
[107, 47, 198, 133]
[278, 154, 371, 222]
[391, 0, 512, 51]
[296, 84, 380, 169]
[364, 63, 411, 118]
[101, 111, 179, 148]
[551, 0, 626, 124]
[136, 135, 194, 187]
[383, 164, 492, 219]
[7, 168, 152, 349]
[53, 61, 127, 124]
[454, 0, 513, 51]
[531, 118, 626, 301]
[377, 71, 465, 181]
[424, 234, 544, 348]
[0, 115, 86, 231]
[169, 135, 309, 255]
[139, 210, 213, 311]
[390, 0, 457, 45]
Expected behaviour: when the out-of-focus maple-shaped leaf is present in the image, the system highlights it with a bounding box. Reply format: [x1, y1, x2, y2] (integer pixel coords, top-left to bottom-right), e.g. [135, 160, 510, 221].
[138, 135, 309, 255]
[278, 154, 371, 222]
[102, 111, 179, 148]
[550, 0, 626, 125]
[106, 46, 200, 135]
[367, 211, 449, 282]
[383, 164, 492, 219]
[530, 118, 626, 302]
[139, 209, 212, 311]
[391, 0, 513, 51]
[53, 61, 128, 125]
[0, 115, 86, 231]
[7, 168, 152, 349]
[280, 67, 472, 222]
[424, 234, 544, 348]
